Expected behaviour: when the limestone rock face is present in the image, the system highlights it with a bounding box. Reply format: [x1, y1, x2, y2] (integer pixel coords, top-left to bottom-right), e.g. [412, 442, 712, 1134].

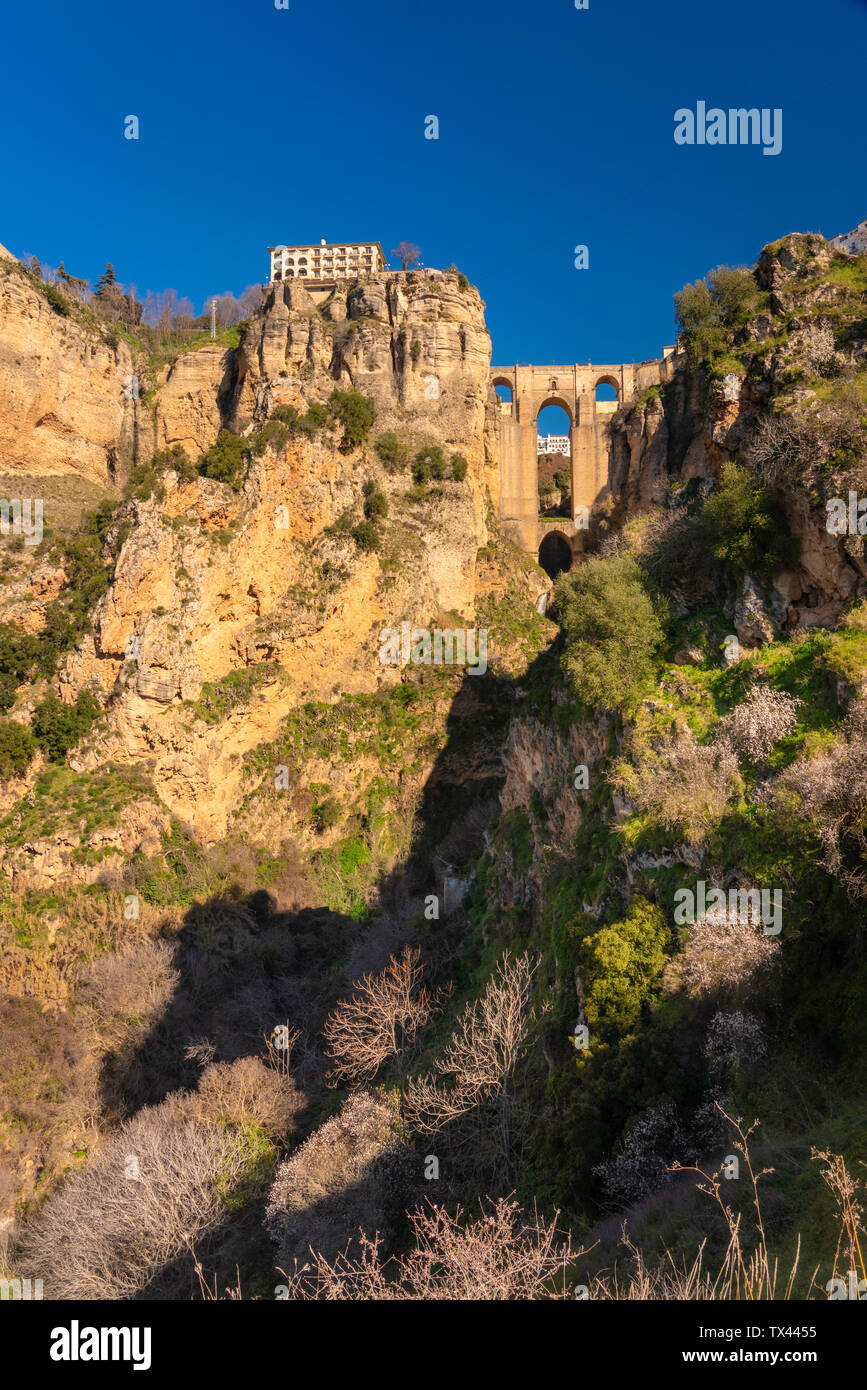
[61, 423, 491, 841]
[734, 575, 776, 646]
[500, 715, 609, 890]
[153, 344, 237, 456]
[0, 268, 135, 484]
[228, 269, 492, 473]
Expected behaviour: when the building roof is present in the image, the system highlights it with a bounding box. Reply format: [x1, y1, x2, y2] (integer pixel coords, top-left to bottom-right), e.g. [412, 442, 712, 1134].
[268, 242, 387, 259]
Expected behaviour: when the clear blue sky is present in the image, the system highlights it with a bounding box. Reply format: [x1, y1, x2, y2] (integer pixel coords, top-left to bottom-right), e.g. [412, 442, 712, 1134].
[1, 0, 864, 366]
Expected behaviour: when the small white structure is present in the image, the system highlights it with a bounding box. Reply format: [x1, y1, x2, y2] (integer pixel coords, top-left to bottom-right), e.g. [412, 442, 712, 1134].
[268, 239, 386, 283]
[537, 435, 571, 456]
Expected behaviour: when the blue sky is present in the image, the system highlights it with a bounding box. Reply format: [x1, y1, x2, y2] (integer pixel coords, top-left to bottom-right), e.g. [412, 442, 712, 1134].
[1, 0, 864, 367]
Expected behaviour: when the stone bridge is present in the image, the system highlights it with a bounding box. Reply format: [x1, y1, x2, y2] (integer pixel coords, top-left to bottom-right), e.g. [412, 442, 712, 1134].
[492, 353, 678, 570]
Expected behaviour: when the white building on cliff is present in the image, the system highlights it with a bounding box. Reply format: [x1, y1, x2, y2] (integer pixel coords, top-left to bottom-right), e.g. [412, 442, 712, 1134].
[268, 240, 386, 283]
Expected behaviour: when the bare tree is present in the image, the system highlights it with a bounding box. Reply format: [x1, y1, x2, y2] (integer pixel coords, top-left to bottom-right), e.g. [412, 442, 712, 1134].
[323, 946, 448, 1086]
[279, 1195, 576, 1300]
[402, 951, 538, 1135]
[392, 241, 421, 271]
[714, 686, 802, 765]
[18, 1104, 250, 1300]
[238, 283, 267, 319]
[142, 288, 178, 329]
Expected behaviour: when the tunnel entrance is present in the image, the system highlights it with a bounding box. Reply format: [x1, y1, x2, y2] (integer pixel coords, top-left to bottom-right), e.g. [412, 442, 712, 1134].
[539, 531, 573, 581]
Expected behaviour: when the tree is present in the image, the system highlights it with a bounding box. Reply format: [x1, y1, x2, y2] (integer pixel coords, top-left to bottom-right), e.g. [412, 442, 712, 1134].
[701, 461, 798, 582]
[392, 241, 421, 271]
[323, 946, 448, 1086]
[0, 719, 36, 777]
[278, 1196, 576, 1300]
[96, 263, 119, 298]
[555, 553, 665, 711]
[402, 952, 538, 1135]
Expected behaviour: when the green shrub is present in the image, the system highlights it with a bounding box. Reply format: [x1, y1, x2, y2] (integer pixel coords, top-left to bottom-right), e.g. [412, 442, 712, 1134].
[577, 896, 669, 1039]
[362, 482, 388, 521]
[374, 432, 409, 473]
[199, 430, 248, 490]
[701, 461, 799, 582]
[0, 720, 36, 777]
[31, 690, 101, 762]
[412, 444, 447, 483]
[450, 453, 468, 482]
[311, 795, 342, 833]
[328, 389, 376, 451]
[351, 520, 381, 552]
[42, 283, 71, 317]
[555, 554, 665, 711]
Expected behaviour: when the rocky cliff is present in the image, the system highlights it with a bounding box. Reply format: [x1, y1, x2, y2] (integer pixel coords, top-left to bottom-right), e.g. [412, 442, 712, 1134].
[0, 262, 136, 485]
[0, 257, 494, 495]
[0, 258, 513, 846]
[607, 232, 867, 635]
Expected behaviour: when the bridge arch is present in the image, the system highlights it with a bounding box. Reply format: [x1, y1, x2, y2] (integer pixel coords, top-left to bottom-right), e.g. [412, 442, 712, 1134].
[594, 374, 620, 401]
[538, 529, 574, 580]
[534, 395, 574, 427]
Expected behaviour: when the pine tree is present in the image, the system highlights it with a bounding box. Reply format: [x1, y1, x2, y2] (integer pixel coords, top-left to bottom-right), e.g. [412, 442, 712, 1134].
[96, 263, 118, 298]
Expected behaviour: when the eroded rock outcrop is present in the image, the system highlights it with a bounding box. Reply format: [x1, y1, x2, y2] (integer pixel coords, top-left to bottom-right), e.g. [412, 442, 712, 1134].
[0, 266, 135, 485]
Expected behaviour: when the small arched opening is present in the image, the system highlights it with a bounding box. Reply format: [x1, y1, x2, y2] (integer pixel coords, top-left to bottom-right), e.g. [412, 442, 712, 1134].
[539, 531, 573, 581]
[493, 377, 514, 413]
[595, 376, 620, 415]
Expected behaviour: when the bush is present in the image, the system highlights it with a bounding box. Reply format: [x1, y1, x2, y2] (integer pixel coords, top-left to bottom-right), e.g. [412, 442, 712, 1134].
[701, 462, 798, 582]
[773, 700, 867, 895]
[555, 554, 665, 711]
[194, 1057, 303, 1141]
[0, 719, 36, 777]
[281, 1196, 573, 1300]
[450, 453, 468, 482]
[412, 444, 447, 483]
[714, 685, 802, 764]
[577, 897, 669, 1038]
[626, 728, 743, 845]
[264, 1090, 410, 1266]
[312, 795, 342, 833]
[329, 389, 376, 452]
[41, 282, 72, 317]
[31, 690, 101, 762]
[199, 430, 248, 490]
[374, 432, 409, 473]
[18, 1102, 251, 1299]
[351, 520, 381, 552]
[362, 482, 388, 521]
